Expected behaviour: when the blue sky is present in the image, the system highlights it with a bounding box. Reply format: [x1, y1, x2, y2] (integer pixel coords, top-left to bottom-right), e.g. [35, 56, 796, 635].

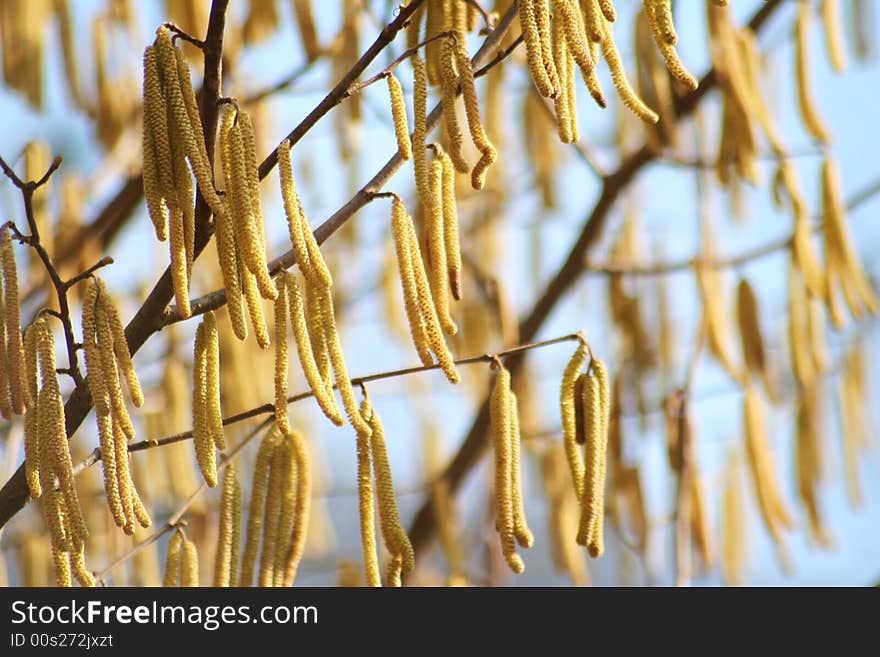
[1, 1, 878, 586]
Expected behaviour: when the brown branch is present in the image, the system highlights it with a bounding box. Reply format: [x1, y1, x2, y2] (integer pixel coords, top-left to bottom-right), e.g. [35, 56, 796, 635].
[71, 333, 583, 476]
[404, 0, 788, 574]
[0, 155, 82, 385]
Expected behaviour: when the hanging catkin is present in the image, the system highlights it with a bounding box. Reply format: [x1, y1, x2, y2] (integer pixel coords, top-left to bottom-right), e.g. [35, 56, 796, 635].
[280, 429, 311, 587]
[795, 3, 831, 144]
[720, 449, 745, 586]
[0, 225, 28, 417]
[428, 157, 457, 336]
[576, 359, 610, 557]
[354, 403, 381, 586]
[490, 364, 531, 573]
[82, 278, 150, 535]
[735, 278, 771, 393]
[192, 311, 225, 487]
[386, 72, 412, 161]
[644, 0, 698, 90]
[292, 0, 321, 60]
[560, 342, 588, 497]
[361, 397, 415, 576]
[820, 0, 847, 72]
[213, 463, 242, 587]
[239, 429, 278, 586]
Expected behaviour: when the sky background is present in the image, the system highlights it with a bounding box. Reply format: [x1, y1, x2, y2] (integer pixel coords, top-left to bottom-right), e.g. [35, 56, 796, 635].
[1, 0, 879, 586]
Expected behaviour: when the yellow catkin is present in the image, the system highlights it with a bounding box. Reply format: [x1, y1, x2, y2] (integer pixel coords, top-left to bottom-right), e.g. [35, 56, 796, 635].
[404, 209, 459, 383]
[1, 226, 27, 415]
[491, 365, 523, 573]
[277, 139, 332, 288]
[558, 0, 605, 107]
[519, 0, 557, 97]
[214, 463, 240, 587]
[822, 157, 878, 319]
[600, 18, 659, 123]
[304, 280, 332, 392]
[428, 158, 457, 336]
[560, 342, 588, 497]
[736, 278, 768, 385]
[239, 430, 278, 586]
[273, 276, 291, 434]
[96, 280, 143, 408]
[821, 0, 847, 72]
[509, 392, 534, 549]
[454, 38, 497, 190]
[577, 367, 606, 556]
[412, 56, 431, 210]
[23, 324, 40, 497]
[550, 9, 575, 143]
[363, 399, 415, 573]
[95, 297, 134, 440]
[142, 44, 172, 240]
[293, 0, 321, 60]
[390, 197, 433, 366]
[204, 312, 224, 450]
[192, 321, 217, 487]
[796, 388, 831, 546]
[316, 285, 372, 435]
[284, 271, 343, 425]
[720, 450, 745, 586]
[168, 204, 191, 319]
[386, 73, 412, 161]
[281, 429, 311, 586]
[690, 471, 712, 570]
[440, 152, 462, 301]
[743, 385, 792, 550]
[533, 0, 560, 94]
[795, 3, 831, 143]
[273, 435, 297, 587]
[439, 38, 470, 174]
[259, 439, 284, 586]
[0, 273, 12, 419]
[241, 265, 271, 349]
[180, 537, 199, 587]
[644, 0, 698, 90]
[355, 411, 381, 586]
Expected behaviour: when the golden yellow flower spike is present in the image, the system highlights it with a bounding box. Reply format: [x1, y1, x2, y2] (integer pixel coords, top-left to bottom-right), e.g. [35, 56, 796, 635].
[95, 296, 135, 440]
[304, 280, 332, 390]
[192, 318, 217, 487]
[519, 0, 558, 97]
[141, 45, 172, 240]
[600, 18, 659, 123]
[284, 271, 344, 425]
[490, 365, 524, 573]
[795, 2, 831, 143]
[821, 0, 847, 73]
[281, 429, 311, 587]
[0, 285, 12, 420]
[273, 276, 291, 434]
[363, 398, 415, 574]
[736, 278, 767, 384]
[1, 225, 27, 414]
[533, 0, 560, 94]
[95, 279, 143, 408]
[214, 463, 241, 587]
[276, 139, 332, 288]
[259, 439, 284, 586]
[22, 324, 40, 497]
[204, 311, 224, 450]
[390, 197, 433, 366]
[163, 530, 183, 586]
[403, 210, 459, 383]
[239, 430, 278, 586]
[550, 11, 575, 143]
[560, 342, 588, 497]
[453, 37, 497, 190]
[720, 449, 745, 586]
[439, 38, 470, 174]
[293, 0, 321, 60]
[241, 265, 271, 349]
[355, 404, 381, 586]
[577, 368, 604, 555]
[215, 196, 248, 340]
[509, 392, 534, 549]
[412, 55, 432, 205]
[439, 152, 462, 301]
[180, 537, 199, 587]
[273, 434, 297, 587]
[386, 72, 412, 161]
[428, 158, 457, 336]
[644, 0, 698, 90]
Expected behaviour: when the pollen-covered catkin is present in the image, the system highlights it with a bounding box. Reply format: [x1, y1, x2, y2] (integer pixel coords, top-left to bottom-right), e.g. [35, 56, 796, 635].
[163, 530, 183, 587]
[1, 225, 27, 415]
[439, 38, 469, 174]
[141, 45, 171, 241]
[453, 37, 497, 190]
[281, 429, 311, 587]
[519, 0, 557, 97]
[0, 282, 12, 420]
[821, 0, 847, 72]
[284, 271, 343, 425]
[509, 392, 534, 549]
[491, 365, 524, 574]
[239, 430, 278, 586]
[363, 399, 415, 574]
[560, 342, 588, 497]
[273, 276, 291, 434]
[439, 152, 462, 301]
[600, 18, 660, 124]
[276, 139, 332, 288]
[736, 278, 768, 386]
[180, 537, 199, 587]
[428, 158, 457, 336]
[214, 463, 242, 587]
[386, 73, 412, 161]
[577, 362, 609, 557]
[23, 324, 40, 497]
[355, 406, 381, 587]
[644, 0, 698, 90]
[795, 2, 831, 143]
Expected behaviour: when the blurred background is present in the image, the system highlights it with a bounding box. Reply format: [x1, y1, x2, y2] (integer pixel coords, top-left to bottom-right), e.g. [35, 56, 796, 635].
[0, 0, 878, 586]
